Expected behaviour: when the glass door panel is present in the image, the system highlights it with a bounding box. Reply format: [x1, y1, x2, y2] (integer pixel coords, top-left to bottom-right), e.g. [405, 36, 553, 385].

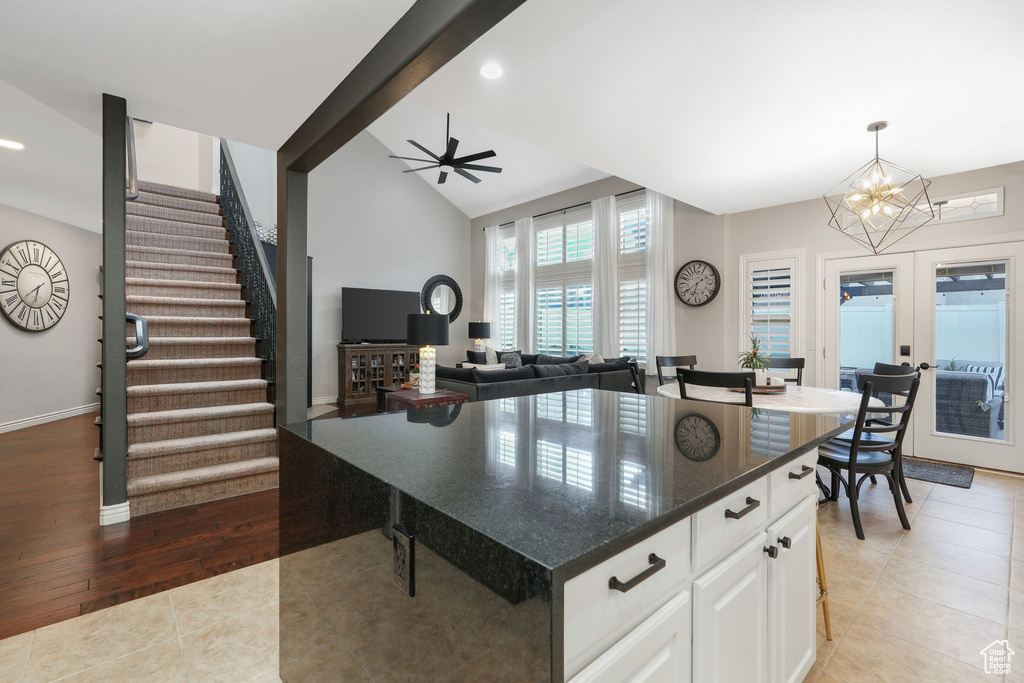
[837, 270, 895, 392]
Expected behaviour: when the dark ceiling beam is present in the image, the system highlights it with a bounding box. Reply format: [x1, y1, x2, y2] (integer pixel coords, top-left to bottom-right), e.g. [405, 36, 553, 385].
[277, 0, 526, 173]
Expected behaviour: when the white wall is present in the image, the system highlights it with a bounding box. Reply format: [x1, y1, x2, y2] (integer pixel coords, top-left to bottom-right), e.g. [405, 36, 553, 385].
[225, 140, 277, 232]
[134, 121, 219, 193]
[0, 202, 101, 430]
[308, 131, 471, 403]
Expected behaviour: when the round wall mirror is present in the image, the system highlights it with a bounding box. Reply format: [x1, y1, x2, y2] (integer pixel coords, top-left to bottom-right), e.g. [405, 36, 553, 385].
[421, 274, 463, 322]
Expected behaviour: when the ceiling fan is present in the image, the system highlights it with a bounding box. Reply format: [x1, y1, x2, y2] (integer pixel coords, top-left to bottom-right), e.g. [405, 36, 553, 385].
[388, 113, 502, 184]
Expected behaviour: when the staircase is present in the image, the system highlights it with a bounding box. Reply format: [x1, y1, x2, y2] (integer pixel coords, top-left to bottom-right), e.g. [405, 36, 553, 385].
[122, 180, 277, 517]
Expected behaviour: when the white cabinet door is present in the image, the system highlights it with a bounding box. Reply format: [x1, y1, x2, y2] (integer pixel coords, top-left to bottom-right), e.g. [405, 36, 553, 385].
[767, 495, 817, 683]
[692, 535, 768, 683]
[570, 590, 691, 683]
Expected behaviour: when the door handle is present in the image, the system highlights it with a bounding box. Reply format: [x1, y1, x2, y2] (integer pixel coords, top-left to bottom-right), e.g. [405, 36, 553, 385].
[918, 362, 931, 370]
[725, 497, 760, 520]
[608, 553, 666, 592]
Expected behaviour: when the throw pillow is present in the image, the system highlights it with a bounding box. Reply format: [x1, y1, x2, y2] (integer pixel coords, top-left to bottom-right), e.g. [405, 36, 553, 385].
[501, 352, 523, 368]
[466, 350, 487, 364]
[588, 359, 630, 374]
[436, 365, 475, 382]
[532, 359, 590, 377]
[485, 346, 499, 365]
[519, 353, 539, 365]
[463, 363, 507, 372]
[536, 354, 583, 365]
[581, 352, 606, 365]
[471, 366, 535, 383]
[966, 364, 1005, 391]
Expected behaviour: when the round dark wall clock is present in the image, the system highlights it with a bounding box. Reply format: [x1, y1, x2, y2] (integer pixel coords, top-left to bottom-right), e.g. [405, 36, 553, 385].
[675, 259, 721, 307]
[0, 240, 69, 332]
[674, 413, 721, 462]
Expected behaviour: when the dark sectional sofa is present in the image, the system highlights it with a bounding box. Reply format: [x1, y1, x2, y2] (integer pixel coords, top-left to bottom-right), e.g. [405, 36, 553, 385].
[436, 352, 643, 402]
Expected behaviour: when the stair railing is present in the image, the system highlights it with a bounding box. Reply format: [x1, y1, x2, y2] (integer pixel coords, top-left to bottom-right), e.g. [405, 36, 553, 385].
[219, 139, 276, 404]
[125, 115, 139, 201]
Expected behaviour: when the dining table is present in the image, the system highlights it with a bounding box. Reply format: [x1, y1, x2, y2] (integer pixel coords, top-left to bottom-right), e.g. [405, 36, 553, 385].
[654, 382, 885, 414]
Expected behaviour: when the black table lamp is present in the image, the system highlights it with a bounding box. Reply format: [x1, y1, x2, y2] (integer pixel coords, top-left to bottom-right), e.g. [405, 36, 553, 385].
[468, 321, 492, 352]
[407, 312, 449, 394]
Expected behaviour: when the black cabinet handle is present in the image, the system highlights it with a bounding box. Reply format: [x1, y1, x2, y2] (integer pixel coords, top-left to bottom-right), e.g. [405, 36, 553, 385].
[609, 553, 666, 593]
[764, 545, 779, 559]
[918, 362, 931, 370]
[789, 465, 813, 480]
[725, 497, 760, 520]
[778, 536, 792, 549]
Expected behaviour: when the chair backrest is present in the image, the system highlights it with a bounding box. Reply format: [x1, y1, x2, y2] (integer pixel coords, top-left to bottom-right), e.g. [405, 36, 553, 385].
[677, 368, 754, 407]
[657, 355, 697, 386]
[846, 373, 921, 467]
[766, 357, 805, 386]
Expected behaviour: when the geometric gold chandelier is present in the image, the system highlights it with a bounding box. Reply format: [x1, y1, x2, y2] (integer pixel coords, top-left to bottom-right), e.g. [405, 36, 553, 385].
[823, 121, 934, 254]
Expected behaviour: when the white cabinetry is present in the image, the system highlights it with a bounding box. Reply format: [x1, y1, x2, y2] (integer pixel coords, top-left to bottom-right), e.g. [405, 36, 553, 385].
[767, 496, 817, 683]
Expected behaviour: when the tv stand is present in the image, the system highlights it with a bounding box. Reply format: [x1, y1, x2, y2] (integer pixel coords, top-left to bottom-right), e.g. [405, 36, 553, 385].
[337, 343, 420, 412]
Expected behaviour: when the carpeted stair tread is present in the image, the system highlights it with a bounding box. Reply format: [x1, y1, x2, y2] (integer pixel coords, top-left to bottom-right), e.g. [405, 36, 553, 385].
[127, 229, 230, 254]
[126, 261, 238, 284]
[128, 356, 261, 370]
[131, 317, 251, 338]
[136, 190, 221, 215]
[127, 401, 274, 426]
[125, 336, 256, 360]
[128, 428, 277, 459]
[138, 180, 218, 204]
[126, 278, 240, 291]
[126, 278, 242, 301]
[127, 457, 279, 497]
[126, 295, 246, 318]
[128, 202, 225, 228]
[126, 245, 233, 267]
[127, 215, 227, 240]
[127, 336, 256, 347]
[127, 378, 267, 397]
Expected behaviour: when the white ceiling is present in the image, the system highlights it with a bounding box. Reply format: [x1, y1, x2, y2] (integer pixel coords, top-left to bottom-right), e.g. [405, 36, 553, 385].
[367, 100, 608, 218]
[409, 0, 1024, 215]
[0, 0, 415, 148]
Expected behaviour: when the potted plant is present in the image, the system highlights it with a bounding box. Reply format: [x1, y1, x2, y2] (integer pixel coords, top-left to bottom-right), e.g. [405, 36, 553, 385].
[738, 333, 773, 387]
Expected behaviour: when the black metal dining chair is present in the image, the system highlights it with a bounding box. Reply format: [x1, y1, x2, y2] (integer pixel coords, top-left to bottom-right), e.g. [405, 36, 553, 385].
[657, 355, 697, 386]
[766, 357, 805, 386]
[817, 372, 920, 540]
[677, 368, 755, 407]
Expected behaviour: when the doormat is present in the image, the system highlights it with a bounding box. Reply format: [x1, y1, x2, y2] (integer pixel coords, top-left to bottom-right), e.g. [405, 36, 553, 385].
[902, 458, 974, 489]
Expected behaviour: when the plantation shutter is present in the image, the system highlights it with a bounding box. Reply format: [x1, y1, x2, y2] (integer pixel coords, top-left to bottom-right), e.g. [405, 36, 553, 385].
[749, 259, 794, 358]
[750, 413, 792, 458]
[499, 290, 515, 350]
[565, 284, 594, 355]
[535, 287, 564, 355]
[618, 278, 647, 362]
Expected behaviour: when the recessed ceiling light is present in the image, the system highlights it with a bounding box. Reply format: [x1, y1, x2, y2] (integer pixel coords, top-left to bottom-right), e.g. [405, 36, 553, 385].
[479, 63, 503, 80]
[0, 139, 25, 151]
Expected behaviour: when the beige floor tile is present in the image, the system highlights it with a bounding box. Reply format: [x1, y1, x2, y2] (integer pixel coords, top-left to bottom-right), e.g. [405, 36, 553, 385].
[439, 647, 542, 682]
[817, 672, 850, 683]
[1009, 589, 1024, 631]
[307, 564, 416, 639]
[819, 533, 892, 583]
[60, 639, 189, 683]
[854, 583, 1005, 670]
[24, 592, 177, 682]
[824, 622, 992, 682]
[802, 665, 823, 683]
[877, 556, 1009, 625]
[891, 532, 1011, 586]
[281, 530, 391, 591]
[279, 641, 370, 682]
[279, 593, 339, 666]
[171, 558, 280, 635]
[181, 600, 279, 682]
[918, 498, 1014, 534]
[1012, 559, 1024, 595]
[0, 631, 32, 682]
[929, 483, 1017, 513]
[818, 500, 908, 553]
[821, 569, 875, 617]
[911, 513, 1012, 557]
[970, 470, 1019, 500]
[279, 561, 307, 603]
[1005, 628, 1024, 682]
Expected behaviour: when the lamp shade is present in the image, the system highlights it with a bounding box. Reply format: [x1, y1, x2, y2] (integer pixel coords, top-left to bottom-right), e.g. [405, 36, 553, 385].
[468, 321, 491, 339]
[407, 313, 449, 346]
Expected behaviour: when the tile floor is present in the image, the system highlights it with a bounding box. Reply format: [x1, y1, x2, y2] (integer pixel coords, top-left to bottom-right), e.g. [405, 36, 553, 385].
[3, 467, 1023, 682]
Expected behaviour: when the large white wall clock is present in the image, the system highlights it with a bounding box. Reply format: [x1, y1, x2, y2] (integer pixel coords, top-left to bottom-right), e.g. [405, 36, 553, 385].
[0, 240, 70, 332]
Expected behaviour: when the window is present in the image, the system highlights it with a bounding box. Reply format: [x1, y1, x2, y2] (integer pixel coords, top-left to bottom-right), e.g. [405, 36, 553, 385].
[618, 394, 648, 436]
[534, 207, 594, 355]
[618, 278, 646, 361]
[535, 440, 593, 491]
[742, 252, 800, 360]
[499, 290, 515, 350]
[619, 461, 648, 509]
[617, 193, 648, 363]
[750, 412, 791, 458]
[499, 431, 516, 467]
[498, 225, 516, 349]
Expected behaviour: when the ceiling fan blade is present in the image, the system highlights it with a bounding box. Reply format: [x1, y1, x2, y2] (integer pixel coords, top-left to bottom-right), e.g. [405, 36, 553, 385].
[407, 140, 441, 161]
[453, 167, 481, 184]
[445, 136, 459, 160]
[389, 155, 438, 163]
[453, 150, 496, 164]
[456, 163, 502, 173]
[402, 165, 439, 173]
[438, 170, 448, 184]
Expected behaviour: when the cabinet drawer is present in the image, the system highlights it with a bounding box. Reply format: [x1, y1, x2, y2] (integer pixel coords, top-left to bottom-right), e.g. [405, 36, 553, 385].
[692, 478, 768, 572]
[769, 450, 818, 523]
[564, 516, 691, 679]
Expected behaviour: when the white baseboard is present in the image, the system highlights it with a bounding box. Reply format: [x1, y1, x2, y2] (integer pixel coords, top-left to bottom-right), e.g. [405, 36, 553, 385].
[99, 501, 131, 526]
[0, 402, 100, 434]
[311, 396, 338, 406]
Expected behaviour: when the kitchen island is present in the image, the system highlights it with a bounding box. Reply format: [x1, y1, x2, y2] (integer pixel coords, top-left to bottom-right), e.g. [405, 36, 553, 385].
[278, 390, 849, 682]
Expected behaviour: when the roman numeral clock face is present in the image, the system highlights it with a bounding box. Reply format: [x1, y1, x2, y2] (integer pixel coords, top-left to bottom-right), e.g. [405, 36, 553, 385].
[674, 259, 721, 307]
[0, 241, 70, 332]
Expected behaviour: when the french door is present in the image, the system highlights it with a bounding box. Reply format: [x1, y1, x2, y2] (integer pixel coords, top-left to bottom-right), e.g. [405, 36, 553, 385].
[824, 242, 1022, 472]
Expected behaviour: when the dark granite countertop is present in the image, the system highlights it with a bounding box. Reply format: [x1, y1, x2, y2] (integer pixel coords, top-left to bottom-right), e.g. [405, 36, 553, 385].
[282, 390, 849, 579]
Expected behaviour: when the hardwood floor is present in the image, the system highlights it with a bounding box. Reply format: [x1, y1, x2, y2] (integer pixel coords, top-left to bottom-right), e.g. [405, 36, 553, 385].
[0, 412, 278, 640]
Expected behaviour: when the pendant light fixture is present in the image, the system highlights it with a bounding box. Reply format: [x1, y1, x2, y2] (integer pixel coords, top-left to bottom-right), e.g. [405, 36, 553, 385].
[823, 122, 934, 254]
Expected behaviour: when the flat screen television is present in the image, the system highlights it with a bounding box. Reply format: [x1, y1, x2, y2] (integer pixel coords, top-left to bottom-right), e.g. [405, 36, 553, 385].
[341, 287, 421, 343]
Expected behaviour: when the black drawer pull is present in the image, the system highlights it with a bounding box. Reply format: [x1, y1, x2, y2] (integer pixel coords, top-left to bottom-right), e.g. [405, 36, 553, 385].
[789, 465, 814, 480]
[764, 545, 779, 559]
[609, 553, 666, 593]
[725, 497, 760, 520]
[778, 536, 792, 549]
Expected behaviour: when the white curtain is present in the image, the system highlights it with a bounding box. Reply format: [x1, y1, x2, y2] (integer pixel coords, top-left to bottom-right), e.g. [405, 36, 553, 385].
[482, 225, 501, 345]
[645, 189, 677, 373]
[591, 195, 618, 357]
[514, 217, 535, 352]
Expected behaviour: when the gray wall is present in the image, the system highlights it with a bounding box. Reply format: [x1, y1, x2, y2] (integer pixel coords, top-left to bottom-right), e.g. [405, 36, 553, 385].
[308, 131, 471, 403]
[468, 177, 727, 368]
[0, 202, 101, 429]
